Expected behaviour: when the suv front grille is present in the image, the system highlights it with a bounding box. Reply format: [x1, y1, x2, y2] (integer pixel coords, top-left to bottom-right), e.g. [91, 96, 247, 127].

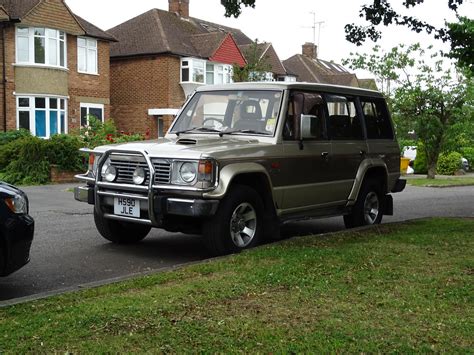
[110, 157, 150, 185]
[153, 159, 171, 184]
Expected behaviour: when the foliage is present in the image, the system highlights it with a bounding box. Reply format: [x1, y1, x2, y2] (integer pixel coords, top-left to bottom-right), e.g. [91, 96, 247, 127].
[0, 218, 473, 352]
[437, 151, 463, 175]
[79, 116, 144, 149]
[0, 129, 31, 145]
[45, 134, 86, 172]
[413, 144, 427, 174]
[1, 137, 50, 185]
[398, 138, 417, 155]
[220, 0, 255, 18]
[460, 147, 474, 167]
[232, 40, 272, 82]
[345, 44, 472, 178]
[343, 1, 473, 76]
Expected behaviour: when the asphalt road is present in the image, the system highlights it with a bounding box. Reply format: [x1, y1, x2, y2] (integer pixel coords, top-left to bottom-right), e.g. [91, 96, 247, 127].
[1, 183, 473, 303]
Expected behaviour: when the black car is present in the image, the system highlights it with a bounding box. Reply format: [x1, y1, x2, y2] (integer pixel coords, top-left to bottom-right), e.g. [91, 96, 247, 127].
[0, 182, 34, 276]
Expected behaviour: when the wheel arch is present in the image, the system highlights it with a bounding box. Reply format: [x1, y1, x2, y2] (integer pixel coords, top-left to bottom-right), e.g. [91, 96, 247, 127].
[347, 160, 388, 205]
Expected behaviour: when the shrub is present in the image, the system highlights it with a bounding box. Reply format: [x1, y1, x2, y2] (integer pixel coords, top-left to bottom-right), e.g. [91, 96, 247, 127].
[460, 147, 474, 170]
[0, 129, 31, 145]
[437, 151, 463, 175]
[413, 145, 428, 174]
[46, 134, 86, 171]
[1, 137, 50, 185]
[79, 117, 144, 148]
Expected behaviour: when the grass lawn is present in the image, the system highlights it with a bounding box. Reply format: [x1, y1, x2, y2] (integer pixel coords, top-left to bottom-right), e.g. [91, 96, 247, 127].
[407, 177, 474, 187]
[0, 218, 473, 353]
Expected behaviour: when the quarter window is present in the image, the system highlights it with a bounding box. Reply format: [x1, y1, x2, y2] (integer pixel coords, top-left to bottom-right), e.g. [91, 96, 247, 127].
[361, 99, 394, 139]
[326, 95, 363, 140]
[77, 37, 98, 74]
[17, 96, 67, 137]
[16, 27, 66, 68]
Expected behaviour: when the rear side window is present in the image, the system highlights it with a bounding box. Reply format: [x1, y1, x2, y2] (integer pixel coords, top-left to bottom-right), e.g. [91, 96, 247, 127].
[361, 99, 394, 139]
[326, 95, 363, 140]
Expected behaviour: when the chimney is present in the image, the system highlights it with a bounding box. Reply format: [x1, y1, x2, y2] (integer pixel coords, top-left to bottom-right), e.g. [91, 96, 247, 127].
[302, 42, 317, 59]
[169, 0, 189, 17]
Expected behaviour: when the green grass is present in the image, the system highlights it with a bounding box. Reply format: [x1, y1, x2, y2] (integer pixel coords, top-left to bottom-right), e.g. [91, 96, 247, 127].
[1, 218, 473, 353]
[407, 177, 474, 187]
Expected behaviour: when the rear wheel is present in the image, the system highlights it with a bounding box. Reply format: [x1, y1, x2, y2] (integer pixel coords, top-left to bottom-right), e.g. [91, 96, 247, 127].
[344, 179, 384, 228]
[94, 209, 151, 244]
[203, 184, 263, 256]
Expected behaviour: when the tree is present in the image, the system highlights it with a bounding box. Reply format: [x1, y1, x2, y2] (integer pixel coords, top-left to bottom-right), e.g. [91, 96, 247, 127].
[232, 40, 272, 82]
[344, 44, 472, 179]
[344, 1, 473, 76]
[220, 0, 255, 18]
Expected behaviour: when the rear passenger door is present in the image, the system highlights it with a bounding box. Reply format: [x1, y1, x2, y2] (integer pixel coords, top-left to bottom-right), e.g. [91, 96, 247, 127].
[325, 94, 368, 202]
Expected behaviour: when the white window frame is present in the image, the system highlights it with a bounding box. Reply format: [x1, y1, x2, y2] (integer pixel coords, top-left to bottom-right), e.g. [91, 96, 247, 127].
[15, 26, 67, 69]
[77, 37, 98, 75]
[16, 95, 68, 138]
[80, 103, 104, 126]
[181, 58, 233, 85]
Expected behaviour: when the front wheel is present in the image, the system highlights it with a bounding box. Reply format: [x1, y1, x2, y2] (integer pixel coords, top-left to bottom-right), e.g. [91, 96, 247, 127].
[344, 179, 384, 228]
[203, 184, 263, 256]
[94, 208, 151, 244]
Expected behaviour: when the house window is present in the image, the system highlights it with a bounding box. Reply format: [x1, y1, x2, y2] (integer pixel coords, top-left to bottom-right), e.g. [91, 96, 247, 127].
[193, 60, 205, 83]
[77, 37, 98, 74]
[17, 96, 67, 138]
[16, 27, 66, 68]
[181, 58, 233, 85]
[80, 103, 104, 126]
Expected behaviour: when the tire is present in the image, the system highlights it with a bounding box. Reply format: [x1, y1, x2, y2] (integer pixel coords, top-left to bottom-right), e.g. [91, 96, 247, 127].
[203, 184, 263, 256]
[93, 208, 151, 244]
[344, 178, 384, 228]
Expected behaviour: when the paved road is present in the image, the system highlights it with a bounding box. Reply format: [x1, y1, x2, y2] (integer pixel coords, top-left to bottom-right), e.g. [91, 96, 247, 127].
[1, 183, 473, 302]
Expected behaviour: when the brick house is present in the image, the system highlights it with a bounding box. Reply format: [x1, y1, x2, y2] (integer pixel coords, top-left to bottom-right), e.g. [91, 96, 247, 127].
[108, 0, 253, 137]
[283, 42, 365, 88]
[0, 0, 115, 137]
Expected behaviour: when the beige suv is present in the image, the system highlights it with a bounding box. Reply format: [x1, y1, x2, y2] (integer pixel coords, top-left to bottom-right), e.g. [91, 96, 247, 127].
[75, 83, 405, 255]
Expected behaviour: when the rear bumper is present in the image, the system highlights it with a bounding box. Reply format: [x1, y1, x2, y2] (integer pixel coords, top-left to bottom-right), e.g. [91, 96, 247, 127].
[391, 178, 406, 193]
[1, 213, 34, 276]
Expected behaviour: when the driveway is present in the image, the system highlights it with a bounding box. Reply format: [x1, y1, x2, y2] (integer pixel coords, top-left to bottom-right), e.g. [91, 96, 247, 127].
[1, 183, 473, 303]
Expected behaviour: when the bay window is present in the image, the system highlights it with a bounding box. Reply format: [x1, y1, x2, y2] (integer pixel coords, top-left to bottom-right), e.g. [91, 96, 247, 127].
[77, 37, 98, 74]
[16, 27, 66, 68]
[17, 96, 67, 138]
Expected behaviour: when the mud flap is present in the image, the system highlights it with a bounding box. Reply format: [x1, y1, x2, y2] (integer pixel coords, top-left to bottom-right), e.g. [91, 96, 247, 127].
[384, 194, 393, 215]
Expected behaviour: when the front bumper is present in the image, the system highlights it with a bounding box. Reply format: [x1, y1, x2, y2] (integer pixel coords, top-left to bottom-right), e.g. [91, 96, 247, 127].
[74, 185, 219, 222]
[0, 213, 34, 276]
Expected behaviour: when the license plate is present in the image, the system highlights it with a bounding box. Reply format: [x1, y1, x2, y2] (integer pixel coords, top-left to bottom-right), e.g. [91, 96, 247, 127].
[114, 197, 140, 218]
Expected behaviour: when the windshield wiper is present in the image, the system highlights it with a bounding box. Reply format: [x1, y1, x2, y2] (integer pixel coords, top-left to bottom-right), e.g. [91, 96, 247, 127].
[175, 126, 222, 136]
[219, 129, 270, 137]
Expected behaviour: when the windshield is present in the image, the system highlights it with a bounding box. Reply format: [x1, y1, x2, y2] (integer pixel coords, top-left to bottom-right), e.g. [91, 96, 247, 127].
[170, 90, 283, 136]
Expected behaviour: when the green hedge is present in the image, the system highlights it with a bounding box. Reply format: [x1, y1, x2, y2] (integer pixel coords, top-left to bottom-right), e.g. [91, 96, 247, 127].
[437, 152, 463, 175]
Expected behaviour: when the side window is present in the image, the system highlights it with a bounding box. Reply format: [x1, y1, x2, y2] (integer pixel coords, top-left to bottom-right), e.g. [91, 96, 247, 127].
[361, 98, 394, 139]
[283, 91, 326, 140]
[326, 95, 363, 140]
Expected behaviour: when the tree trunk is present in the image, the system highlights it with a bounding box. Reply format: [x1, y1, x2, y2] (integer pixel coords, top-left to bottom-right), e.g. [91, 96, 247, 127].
[427, 163, 436, 179]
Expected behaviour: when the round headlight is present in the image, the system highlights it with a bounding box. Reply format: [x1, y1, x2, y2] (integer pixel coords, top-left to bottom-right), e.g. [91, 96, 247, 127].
[180, 162, 197, 183]
[103, 165, 117, 182]
[133, 167, 146, 185]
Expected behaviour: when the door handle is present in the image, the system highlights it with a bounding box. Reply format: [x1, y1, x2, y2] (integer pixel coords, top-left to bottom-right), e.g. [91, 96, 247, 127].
[321, 151, 329, 157]
[360, 150, 366, 156]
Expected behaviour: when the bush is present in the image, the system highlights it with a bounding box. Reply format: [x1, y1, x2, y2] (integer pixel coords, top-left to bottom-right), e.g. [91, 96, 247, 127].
[437, 151, 463, 175]
[1, 137, 50, 185]
[79, 117, 144, 148]
[0, 129, 31, 145]
[46, 134, 86, 171]
[413, 145, 428, 174]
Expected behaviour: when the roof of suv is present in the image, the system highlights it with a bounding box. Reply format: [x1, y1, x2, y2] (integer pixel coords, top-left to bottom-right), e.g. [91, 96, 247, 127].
[195, 82, 384, 98]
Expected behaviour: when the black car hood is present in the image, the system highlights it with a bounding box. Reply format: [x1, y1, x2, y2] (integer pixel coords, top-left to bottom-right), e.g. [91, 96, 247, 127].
[0, 181, 24, 197]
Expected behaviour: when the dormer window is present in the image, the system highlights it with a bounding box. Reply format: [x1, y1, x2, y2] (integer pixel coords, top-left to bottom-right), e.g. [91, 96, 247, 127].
[16, 27, 66, 68]
[77, 37, 98, 74]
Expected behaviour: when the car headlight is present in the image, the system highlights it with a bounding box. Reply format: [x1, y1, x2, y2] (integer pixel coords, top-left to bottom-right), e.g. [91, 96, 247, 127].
[4, 193, 28, 214]
[180, 162, 197, 183]
[101, 159, 117, 182]
[133, 167, 146, 185]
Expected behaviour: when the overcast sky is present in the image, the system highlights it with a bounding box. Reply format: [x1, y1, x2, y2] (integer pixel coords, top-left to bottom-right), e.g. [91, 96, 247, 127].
[65, 0, 473, 68]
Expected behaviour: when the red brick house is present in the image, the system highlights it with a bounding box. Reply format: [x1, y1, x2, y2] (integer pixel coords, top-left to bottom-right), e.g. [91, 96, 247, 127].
[108, 0, 252, 137]
[0, 0, 115, 137]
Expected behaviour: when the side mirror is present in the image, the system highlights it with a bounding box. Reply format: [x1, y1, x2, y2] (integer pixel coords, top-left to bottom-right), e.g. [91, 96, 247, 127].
[300, 114, 320, 140]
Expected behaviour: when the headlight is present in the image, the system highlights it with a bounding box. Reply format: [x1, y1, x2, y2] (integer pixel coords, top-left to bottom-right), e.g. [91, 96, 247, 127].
[4, 193, 28, 214]
[101, 159, 117, 182]
[133, 167, 146, 185]
[180, 162, 197, 183]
